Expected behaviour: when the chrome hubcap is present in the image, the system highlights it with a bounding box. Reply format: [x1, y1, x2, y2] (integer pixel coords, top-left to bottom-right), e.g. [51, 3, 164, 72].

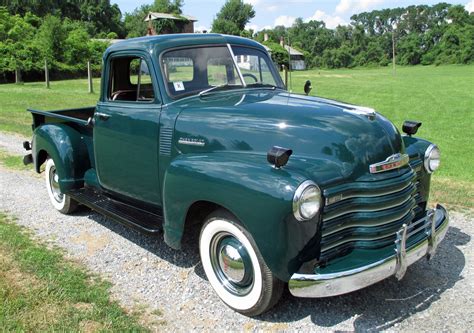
[210, 233, 254, 296]
[49, 165, 64, 203]
[219, 244, 246, 283]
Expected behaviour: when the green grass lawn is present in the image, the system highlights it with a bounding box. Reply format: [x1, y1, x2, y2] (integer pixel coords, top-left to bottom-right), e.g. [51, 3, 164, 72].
[0, 65, 472, 208]
[0, 213, 152, 331]
[0, 78, 100, 136]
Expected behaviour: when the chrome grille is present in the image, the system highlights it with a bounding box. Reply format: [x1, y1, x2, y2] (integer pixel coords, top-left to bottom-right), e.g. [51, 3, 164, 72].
[320, 164, 423, 262]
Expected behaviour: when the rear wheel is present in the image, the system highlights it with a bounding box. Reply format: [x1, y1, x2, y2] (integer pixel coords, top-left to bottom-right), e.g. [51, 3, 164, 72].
[199, 210, 283, 316]
[45, 158, 78, 214]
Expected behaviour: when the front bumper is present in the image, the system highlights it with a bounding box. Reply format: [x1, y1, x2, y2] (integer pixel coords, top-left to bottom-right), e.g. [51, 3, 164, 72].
[289, 204, 449, 298]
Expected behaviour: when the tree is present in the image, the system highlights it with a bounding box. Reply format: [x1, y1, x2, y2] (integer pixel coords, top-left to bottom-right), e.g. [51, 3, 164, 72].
[1, 0, 125, 37]
[35, 15, 66, 63]
[211, 0, 255, 36]
[262, 41, 289, 68]
[0, 8, 41, 82]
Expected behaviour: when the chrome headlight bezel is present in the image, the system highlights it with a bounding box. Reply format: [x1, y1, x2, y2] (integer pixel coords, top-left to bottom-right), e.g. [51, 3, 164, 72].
[293, 180, 322, 222]
[424, 144, 440, 174]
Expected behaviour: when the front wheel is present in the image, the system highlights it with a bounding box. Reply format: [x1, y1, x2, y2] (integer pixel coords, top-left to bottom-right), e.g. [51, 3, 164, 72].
[199, 210, 283, 316]
[45, 158, 78, 214]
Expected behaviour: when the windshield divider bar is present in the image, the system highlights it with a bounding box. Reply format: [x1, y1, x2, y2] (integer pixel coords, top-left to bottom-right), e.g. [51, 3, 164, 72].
[227, 44, 247, 87]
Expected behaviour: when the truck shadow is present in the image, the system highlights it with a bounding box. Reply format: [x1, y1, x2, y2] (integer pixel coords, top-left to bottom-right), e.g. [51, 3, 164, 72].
[77, 208, 202, 268]
[257, 226, 469, 331]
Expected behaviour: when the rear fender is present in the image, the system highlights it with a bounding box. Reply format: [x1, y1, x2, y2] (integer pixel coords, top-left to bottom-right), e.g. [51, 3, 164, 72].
[32, 124, 91, 193]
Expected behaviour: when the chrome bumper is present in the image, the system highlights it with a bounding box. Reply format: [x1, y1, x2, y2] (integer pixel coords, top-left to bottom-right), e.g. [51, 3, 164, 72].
[289, 204, 449, 298]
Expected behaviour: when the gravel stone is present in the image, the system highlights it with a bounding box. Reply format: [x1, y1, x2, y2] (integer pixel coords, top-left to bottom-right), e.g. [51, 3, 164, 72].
[1, 131, 473, 331]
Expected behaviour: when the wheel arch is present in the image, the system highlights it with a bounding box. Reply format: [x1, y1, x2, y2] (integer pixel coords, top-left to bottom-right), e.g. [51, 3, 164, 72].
[162, 153, 319, 281]
[32, 124, 91, 193]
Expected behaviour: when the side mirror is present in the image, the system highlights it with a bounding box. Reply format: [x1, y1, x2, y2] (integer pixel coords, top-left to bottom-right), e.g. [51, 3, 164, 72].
[402, 120, 422, 136]
[267, 146, 293, 168]
[304, 80, 312, 96]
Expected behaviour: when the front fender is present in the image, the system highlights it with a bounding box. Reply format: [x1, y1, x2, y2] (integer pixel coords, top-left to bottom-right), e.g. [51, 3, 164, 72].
[162, 152, 321, 281]
[32, 124, 91, 193]
[403, 136, 433, 203]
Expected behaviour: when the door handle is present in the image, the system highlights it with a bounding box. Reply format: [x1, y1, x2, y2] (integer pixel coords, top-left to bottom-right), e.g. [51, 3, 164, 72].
[95, 112, 110, 121]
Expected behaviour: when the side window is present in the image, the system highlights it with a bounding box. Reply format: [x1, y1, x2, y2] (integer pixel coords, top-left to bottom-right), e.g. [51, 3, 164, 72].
[109, 56, 156, 102]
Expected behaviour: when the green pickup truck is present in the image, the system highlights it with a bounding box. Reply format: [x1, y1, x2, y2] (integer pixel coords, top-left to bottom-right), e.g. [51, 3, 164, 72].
[23, 34, 449, 316]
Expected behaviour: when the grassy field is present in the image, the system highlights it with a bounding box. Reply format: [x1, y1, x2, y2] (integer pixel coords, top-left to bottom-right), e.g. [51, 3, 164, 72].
[0, 212, 151, 331]
[0, 79, 100, 136]
[290, 65, 474, 209]
[0, 65, 472, 208]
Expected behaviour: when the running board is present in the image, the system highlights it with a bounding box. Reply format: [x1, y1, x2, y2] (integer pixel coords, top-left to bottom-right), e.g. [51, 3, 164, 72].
[69, 188, 163, 234]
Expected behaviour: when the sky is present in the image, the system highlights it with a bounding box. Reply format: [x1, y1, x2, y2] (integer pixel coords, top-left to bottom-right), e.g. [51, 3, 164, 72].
[114, 0, 474, 31]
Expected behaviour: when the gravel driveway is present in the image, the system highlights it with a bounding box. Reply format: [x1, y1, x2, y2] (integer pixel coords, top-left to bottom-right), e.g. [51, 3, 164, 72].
[1, 132, 473, 331]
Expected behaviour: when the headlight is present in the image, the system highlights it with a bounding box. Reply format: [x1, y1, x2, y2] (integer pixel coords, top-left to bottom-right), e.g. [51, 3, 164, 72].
[424, 144, 440, 173]
[293, 181, 322, 221]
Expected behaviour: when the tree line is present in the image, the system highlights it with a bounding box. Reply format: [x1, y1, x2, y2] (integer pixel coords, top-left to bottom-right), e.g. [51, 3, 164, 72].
[0, 0, 473, 83]
[252, 3, 474, 68]
[0, 0, 186, 82]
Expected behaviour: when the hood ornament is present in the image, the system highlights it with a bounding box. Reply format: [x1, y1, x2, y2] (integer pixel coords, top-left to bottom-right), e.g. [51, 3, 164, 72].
[370, 153, 409, 174]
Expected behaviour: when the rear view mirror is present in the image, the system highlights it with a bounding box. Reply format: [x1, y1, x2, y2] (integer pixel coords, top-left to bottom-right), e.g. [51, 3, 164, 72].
[304, 80, 312, 96]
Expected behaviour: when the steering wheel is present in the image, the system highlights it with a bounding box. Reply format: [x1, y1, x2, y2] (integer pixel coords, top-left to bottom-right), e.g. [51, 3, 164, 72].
[242, 73, 259, 83]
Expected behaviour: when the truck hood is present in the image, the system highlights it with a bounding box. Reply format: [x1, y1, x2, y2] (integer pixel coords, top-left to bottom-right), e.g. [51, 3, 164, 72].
[172, 90, 404, 184]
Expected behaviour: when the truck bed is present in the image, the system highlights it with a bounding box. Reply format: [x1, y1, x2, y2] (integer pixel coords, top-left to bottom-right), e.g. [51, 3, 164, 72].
[28, 106, 95, 129]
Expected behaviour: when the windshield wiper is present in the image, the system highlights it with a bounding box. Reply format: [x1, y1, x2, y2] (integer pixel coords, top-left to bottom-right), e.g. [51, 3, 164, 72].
[246, 83, 278, 90]
[199, 84, 243, 97]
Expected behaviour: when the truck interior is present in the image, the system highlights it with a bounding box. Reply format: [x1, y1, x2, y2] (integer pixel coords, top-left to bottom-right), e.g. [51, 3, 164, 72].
[108, 57, 155, 102]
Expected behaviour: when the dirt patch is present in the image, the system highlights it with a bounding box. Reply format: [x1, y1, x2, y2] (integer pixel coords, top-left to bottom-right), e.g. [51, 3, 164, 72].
[80, 320, 104, 333]
[74, 302, 94, 312]
[72, 231, 111, 256]
[0, 246, 42, 293]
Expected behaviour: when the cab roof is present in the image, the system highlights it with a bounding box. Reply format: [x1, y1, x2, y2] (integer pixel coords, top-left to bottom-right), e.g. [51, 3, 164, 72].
[104, 34, 266, 57]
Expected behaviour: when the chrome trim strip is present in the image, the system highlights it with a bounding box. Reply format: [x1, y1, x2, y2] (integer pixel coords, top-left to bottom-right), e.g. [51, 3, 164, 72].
[325, 181, 414, 206]
[323, 194, 415, 222]
[288, 204, 449, 298]
[227, 44, 247, 87]
[178, 138, 205, 147]
[322, 208, 415, 237]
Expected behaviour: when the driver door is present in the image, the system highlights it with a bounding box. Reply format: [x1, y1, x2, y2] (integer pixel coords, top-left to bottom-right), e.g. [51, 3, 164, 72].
[94, 53, 162, 205]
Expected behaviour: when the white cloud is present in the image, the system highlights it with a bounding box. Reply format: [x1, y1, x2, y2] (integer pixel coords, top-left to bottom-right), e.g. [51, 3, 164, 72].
[305, 10, 347, 29]
[336, 0, 387, 14]
[244, 0, 260, 5]
[274, 15, 296, 27]
[245, 23, 260, 31]
[466, 0, 474, 13]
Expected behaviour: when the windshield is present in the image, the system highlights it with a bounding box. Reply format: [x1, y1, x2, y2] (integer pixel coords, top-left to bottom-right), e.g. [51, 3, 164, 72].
[161, 45, 284, 99]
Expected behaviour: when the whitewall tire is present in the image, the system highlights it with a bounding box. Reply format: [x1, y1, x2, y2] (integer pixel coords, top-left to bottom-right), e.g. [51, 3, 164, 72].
[45, 158, 78, 214]
[199, 210, 283, 316]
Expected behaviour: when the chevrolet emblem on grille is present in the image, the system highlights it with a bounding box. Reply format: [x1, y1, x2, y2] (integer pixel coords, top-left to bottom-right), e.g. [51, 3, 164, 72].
[369, 153, 409, 174]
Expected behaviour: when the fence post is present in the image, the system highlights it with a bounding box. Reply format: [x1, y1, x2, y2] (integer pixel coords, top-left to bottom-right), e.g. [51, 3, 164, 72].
[45, 59, 50, 89]
[283, 65, 288, 90]
[88, 61, 93, 94]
